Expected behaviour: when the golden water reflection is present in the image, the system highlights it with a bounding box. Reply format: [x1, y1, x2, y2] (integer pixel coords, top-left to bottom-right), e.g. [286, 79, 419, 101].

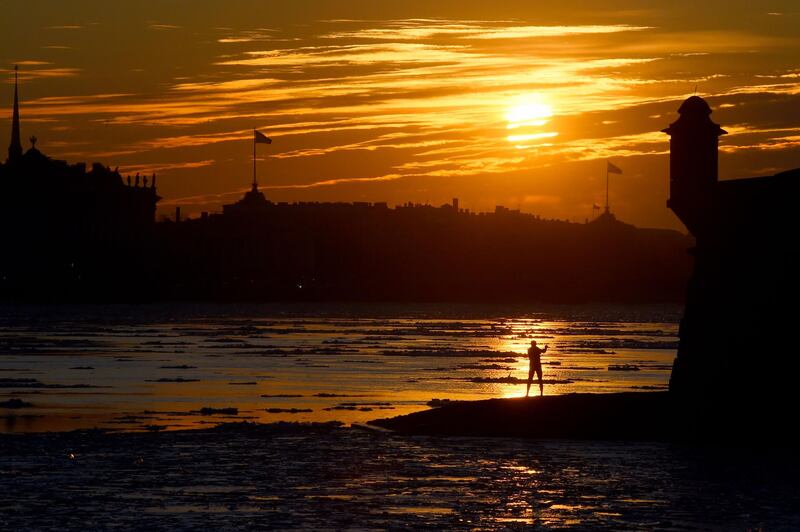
[0, 307, 679, 432]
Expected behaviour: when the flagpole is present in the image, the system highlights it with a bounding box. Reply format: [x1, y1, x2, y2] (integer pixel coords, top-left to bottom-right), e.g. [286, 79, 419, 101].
[253, 130, 257, 189]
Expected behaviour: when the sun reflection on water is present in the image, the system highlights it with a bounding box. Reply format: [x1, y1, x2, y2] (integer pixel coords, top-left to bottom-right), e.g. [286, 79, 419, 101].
[0, 309, 679, 433]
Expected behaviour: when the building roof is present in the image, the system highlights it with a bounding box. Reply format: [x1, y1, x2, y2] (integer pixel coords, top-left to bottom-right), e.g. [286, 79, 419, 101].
[662, 95, 727, 136]
[678, 95, 713, 116]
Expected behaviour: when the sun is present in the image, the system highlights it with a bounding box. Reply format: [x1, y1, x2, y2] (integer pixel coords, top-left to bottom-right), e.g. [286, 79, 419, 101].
[505, 101, 553, 129]
[505, 96, 558, 148]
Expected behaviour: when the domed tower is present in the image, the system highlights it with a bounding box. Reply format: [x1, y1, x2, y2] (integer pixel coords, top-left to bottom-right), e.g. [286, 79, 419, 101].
[662, 96, 726, 237]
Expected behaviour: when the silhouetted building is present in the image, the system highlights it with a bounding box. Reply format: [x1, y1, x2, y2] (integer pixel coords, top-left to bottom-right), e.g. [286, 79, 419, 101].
[663, 96, 800, 434]
[222, 182, 270, 217]
[0, 69, 160, 299]
[8, 66, 22, 162]
[664, 96, 728, 237]
[153, 183, 692, 302]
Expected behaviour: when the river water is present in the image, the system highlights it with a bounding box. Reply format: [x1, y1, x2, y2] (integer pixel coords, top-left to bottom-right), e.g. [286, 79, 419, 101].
[1, 303, 680, 433]
[4, 304, 800, 529]
[3, 424, 800, 530]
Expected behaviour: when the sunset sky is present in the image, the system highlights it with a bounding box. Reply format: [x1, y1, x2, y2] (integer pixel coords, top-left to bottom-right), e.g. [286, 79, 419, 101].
[2, 1, 799, 229]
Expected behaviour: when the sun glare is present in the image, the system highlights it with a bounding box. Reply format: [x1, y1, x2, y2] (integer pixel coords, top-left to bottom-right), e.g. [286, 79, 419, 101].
[505, 96, 557, 148]
[506, 101, 553, 129]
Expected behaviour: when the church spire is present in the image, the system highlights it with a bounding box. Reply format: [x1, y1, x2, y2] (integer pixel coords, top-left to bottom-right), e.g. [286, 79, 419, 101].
[8, 65, 22, 162]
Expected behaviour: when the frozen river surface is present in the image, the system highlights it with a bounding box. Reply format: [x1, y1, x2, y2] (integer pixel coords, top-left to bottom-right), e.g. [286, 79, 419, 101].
[1, 303, 680, 432]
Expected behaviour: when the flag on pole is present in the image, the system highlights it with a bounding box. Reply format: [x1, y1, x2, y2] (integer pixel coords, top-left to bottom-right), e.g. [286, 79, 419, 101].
[607, 161, 623, 174]
[254, 130, 272, 144]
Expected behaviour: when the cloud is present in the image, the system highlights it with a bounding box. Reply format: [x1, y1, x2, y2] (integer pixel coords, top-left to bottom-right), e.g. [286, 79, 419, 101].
[119, 160, 215, 175]
[160, 188, 251, 208]
[266, 173, 405, 190]
[147, 23, 182, 31]
[16, 16, 800, 227]
[319, 19, 650, 41]
[1, 66, 81, 82]
[468, 24, 652, 40]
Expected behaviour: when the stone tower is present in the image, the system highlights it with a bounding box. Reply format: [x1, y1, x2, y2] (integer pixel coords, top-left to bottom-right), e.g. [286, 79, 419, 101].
[662, 95, 726, 237]
[663, 96, 800, 439]
[663, 96, 729, 403]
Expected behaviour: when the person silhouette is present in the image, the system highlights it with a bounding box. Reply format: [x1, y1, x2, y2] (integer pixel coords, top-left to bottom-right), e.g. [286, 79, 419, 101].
[526, 340, 548, 397]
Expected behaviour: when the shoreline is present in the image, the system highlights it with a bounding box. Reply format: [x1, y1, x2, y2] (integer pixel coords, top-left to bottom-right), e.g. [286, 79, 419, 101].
[3, 392, 671, 440]
[370, 392, 672, 440]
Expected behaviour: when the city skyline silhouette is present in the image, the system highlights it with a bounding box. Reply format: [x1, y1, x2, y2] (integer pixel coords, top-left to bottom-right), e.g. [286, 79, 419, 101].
[0, 73, 695, 303]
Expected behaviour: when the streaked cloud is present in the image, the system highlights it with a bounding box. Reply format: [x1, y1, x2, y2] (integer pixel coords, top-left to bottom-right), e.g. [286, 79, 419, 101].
[120, 159, 215, 175]
[1, 66, 81, 82]
[320, 20, 651, 41]
[468, 24, 652, 40]
[147, 23, 182, 31]
[4, 10, 800, 228]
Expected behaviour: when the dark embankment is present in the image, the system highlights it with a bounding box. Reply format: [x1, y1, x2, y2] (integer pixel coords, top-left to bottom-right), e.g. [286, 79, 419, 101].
[370, 393, 671, 440]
